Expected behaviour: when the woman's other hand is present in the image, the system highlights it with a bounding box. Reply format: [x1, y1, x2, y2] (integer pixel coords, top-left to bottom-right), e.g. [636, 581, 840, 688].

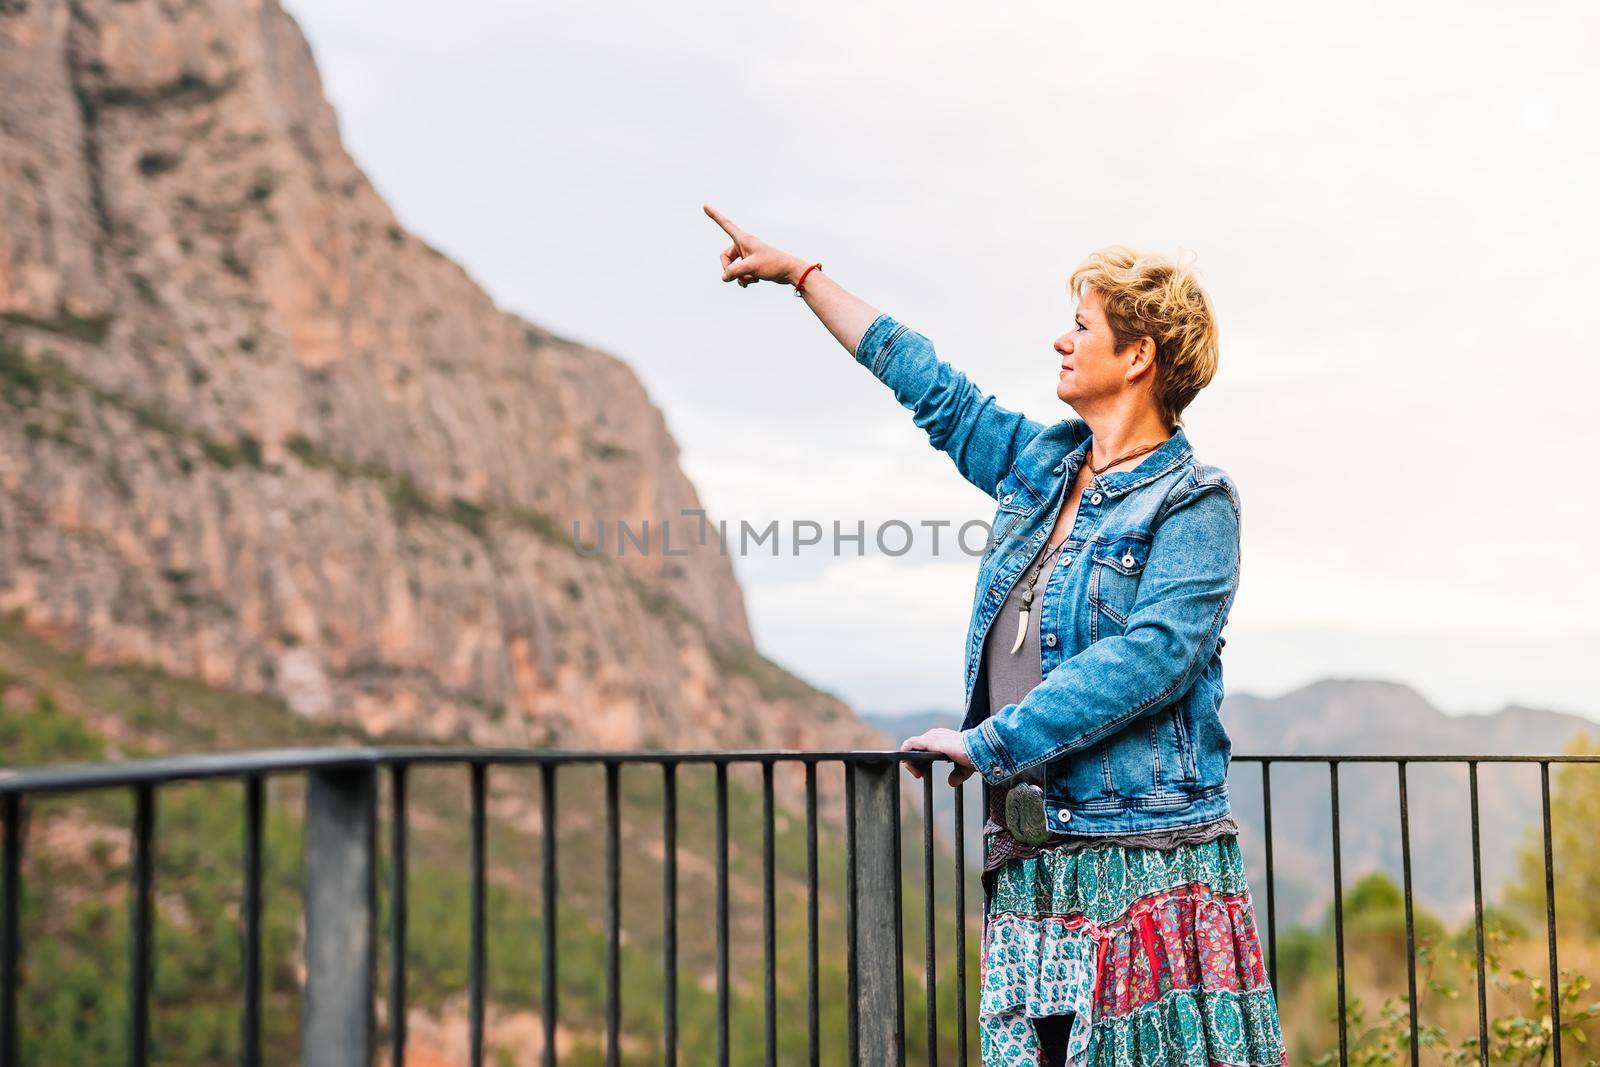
[899, 727, 977, 787]
[704, 204, 807, 289]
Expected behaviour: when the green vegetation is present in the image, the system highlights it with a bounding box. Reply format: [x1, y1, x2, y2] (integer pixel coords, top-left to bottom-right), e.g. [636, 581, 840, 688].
[1509, 733, 1600, 935]
[283, 435, 382, 480]
[448, 496, 488, 538]
[198, 434, 262, 470]
[1271, 736, 1600, 1065]
[622, 569, 700, 628]
[0, 332, 43, 401]
[586, 440, 634, 462]
[0, 615, 978, 1065]
[1, 308, 113, 344]
[506, 506, 571, 547]
[385, 472, 433, 524]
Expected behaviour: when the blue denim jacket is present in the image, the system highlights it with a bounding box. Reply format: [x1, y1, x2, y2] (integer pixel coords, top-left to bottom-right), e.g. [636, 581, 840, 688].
[855, 312, 1241, 835]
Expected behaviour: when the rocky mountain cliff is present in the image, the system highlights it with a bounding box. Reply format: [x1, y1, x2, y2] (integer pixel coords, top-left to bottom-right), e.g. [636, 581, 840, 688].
[0, 0, 883, 753]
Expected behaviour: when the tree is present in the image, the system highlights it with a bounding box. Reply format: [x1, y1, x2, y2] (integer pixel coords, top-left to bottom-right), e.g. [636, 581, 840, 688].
[1507, 731, 1600, 937]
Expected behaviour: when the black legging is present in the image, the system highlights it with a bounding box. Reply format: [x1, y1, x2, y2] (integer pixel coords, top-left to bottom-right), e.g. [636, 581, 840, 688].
[1032, 1012, 1075, 1067]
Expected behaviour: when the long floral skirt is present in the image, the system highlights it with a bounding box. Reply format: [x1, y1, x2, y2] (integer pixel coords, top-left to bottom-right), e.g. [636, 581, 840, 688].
[978, 835, 1289, 1066]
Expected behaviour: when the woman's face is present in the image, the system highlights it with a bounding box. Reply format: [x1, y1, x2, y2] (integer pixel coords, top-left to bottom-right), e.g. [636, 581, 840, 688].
[1054, 285, 1143, 408]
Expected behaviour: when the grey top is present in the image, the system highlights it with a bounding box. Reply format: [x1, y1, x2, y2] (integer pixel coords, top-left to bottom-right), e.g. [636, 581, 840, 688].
[986, 539, 1069, 769]
[980, 529, 1237, 873]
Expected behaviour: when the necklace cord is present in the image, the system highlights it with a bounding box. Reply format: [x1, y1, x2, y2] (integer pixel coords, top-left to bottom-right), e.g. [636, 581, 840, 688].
[1087, 437, 1167, 476]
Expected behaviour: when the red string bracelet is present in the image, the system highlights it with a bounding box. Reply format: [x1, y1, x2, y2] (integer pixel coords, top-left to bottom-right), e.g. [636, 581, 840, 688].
[793, 262, 822, 297]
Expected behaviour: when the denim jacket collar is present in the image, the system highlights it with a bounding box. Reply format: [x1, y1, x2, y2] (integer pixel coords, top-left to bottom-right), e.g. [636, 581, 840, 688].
[1082, 425, 1193, 497]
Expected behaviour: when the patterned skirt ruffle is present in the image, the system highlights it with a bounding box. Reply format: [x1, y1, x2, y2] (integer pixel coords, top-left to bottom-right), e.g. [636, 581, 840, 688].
[979, 835, 1289, 1067]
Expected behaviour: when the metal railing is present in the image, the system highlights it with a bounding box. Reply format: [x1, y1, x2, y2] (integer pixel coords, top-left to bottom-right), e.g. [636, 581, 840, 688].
[1242, 754, 1590, 1067]
[0, 748, 1590, 1066]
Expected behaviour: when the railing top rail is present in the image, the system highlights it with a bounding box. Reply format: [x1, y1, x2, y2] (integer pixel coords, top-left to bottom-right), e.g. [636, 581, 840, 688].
[0, 746, 944, 795]
[2, 745, 1598, 796]
[1233, 753, 1600, 763]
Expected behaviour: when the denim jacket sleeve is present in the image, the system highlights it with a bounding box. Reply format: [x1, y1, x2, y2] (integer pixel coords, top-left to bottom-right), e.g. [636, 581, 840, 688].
[959, 481, 1241, 784]
[854, 313, 1046, 499]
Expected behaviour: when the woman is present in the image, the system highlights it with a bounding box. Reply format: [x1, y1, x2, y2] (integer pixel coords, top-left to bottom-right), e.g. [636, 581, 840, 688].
[705, 204, 1286, 1067]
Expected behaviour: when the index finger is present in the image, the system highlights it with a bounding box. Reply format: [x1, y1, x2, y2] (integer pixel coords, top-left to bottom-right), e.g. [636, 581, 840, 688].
[703, 203, 744, 241]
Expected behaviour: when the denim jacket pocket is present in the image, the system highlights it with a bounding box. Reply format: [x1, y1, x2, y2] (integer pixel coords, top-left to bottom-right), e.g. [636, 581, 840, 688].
[1159, 705, 1199, 783]
[1045, 742, 1114, 808]
[1087, 531, 1152, 640]
[993, 468, 1043, 514]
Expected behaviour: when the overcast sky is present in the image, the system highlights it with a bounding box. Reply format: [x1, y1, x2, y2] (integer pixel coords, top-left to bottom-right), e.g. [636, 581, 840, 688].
[284, 0, 1599, 721]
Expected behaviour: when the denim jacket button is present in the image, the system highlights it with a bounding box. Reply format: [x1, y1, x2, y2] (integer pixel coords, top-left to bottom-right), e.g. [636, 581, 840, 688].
[1090, 492, 1104, 505]
[1044, 633, 1057, 647]
[1057, 808, 1071, 822]
[1122, 551, 1136, 568]
[1001, 492, 1014, 504]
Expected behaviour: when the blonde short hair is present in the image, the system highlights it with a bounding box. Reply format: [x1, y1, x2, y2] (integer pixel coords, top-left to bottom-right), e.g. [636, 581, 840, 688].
[1068, 246, 1220, 430]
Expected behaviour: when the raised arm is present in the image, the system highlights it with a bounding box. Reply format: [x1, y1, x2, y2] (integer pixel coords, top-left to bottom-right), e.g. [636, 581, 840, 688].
[849, 314, 1045, 498]
[705, 204, 1044, 497]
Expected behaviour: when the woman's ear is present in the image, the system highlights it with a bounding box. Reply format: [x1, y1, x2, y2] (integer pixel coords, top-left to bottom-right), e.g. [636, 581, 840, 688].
[1124, 336, 1158, 383]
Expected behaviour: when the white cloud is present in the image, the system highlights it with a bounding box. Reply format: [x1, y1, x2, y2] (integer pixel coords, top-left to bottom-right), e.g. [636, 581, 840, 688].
[285, 0, 1600, 719]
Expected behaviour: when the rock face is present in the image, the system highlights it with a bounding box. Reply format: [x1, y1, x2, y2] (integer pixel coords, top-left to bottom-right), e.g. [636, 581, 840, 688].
[0, 0, 882, 752]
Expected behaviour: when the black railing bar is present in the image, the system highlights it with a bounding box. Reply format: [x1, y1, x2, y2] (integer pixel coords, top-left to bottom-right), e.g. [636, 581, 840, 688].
[9, 747, 1600, 796]
[469, 762, 488, 1067]
[922, 772, 938, 1067]
[388, 765, 408, 1067]
[0, 749, 931, 797]
[663, 762, 679, 1067]
[762, 759, 777, 1067]
[952, 779, 968, 1067]
[1397, 761, 1419, 1067]
[243, 773, 264, 1067]
[892, 766, 905, 1067]
[979, 781, 990, 952]
[1330, 761, 1347, 1067]
[845, 763, 859, 1067]
[715, 760, 730, 1067]
[0, 747, 386, 795]
[1, 793, 19, 1067]
[804, 761, 820, 1067]
[130, 782, 155, 1067]
[1541, 760, 1562, 1067]
[539, 763, 558, 1067]
[1469, 761, 1488, 1066]
[605, 760, 621, 1067]
[1260, 760, 1277, 990]
[1232, 754, 1600, 764]
[0, 748, 937, 789]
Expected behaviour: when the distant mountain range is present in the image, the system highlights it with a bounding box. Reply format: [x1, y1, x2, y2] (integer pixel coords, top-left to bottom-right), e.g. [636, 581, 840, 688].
[864, 678, 1597, 926]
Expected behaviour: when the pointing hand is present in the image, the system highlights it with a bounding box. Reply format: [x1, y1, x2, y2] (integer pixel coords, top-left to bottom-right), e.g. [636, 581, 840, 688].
[704, 204, 806, 289]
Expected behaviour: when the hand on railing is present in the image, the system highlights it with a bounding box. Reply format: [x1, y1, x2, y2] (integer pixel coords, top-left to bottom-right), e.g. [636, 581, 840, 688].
[899, 727, 977, 787]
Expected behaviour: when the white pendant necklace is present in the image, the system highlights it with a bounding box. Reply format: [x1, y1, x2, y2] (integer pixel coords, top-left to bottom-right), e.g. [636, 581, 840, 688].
[1007, 537, 1065, 655]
